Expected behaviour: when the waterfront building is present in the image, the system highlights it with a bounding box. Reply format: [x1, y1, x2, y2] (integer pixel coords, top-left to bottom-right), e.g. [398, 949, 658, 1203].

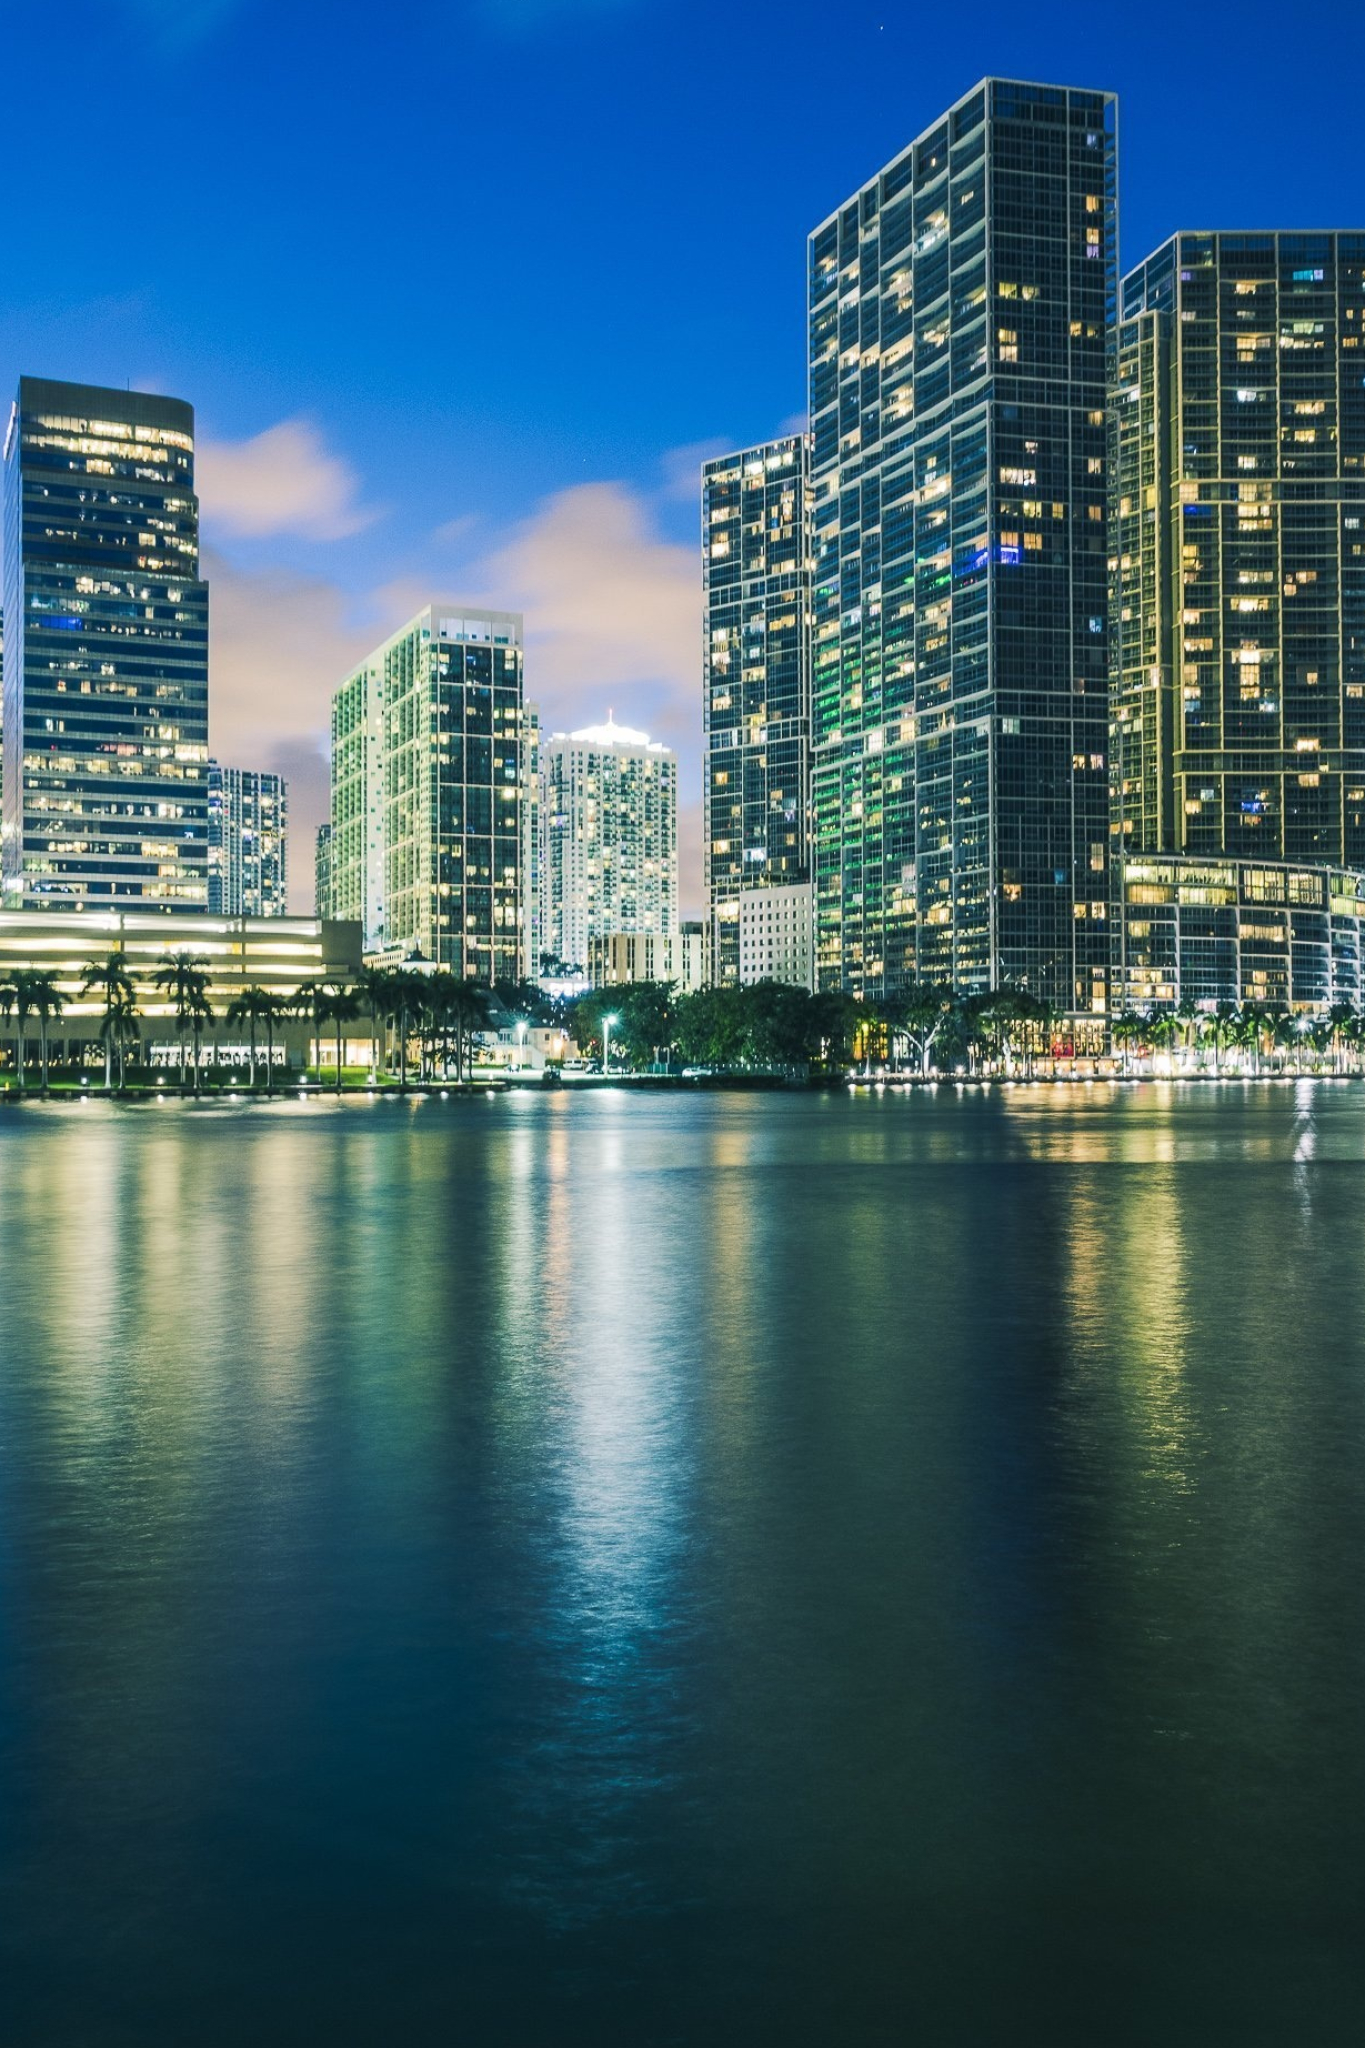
[539, 715, 677, 973]
[702, 437, 810, 984]
[2, 377, 210, 911]
[315, 821, 332, 919]
[329, 652, 385, 949]
[588, 924, 706, 993]
[738, 881, 815, 990]
[807, 80, 1116, 1014]
[0, 906, 361, 1068]
[329, 605, 537, 980]
[1112, 232, 1365, 877]
[1115, 854, 1363, 1012]
[207, 763, 287, 917]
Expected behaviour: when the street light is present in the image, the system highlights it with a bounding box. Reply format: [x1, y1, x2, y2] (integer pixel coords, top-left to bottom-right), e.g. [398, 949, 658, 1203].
[602, 1012, 619, 1078]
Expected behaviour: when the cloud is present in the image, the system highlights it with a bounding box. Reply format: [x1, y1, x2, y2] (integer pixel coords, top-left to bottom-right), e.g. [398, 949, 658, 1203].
[462, 480, 697, 746]
[206, 472, 706, 915]
[657, 437, 735, 505]
[205, 547, 381, 909]
[198, 418, 380, 543]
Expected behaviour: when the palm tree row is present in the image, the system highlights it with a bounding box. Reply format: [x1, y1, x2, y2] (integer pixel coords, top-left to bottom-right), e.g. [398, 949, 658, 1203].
[1111, 998, 1365, 1077]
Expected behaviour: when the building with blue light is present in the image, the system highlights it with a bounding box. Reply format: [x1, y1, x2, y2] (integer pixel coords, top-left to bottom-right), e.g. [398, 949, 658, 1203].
[807, 79, 1116, 1017]
[2, 377, 209, 910]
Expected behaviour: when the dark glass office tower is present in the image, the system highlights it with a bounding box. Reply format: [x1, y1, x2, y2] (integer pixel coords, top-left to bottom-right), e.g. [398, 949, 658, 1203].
[702, 438, 810, 985]
[1112, 233, 1365, 872]
[808, 79, 1116, 1014]
[2, 376, 209, 909]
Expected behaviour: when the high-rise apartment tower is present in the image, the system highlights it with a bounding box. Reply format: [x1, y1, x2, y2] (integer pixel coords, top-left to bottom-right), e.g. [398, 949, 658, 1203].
[207, 762, 288, 917]
[702, 437, 811, 984]
[328, 605, 537, 979]
[540, 715, 677, 973]
[2, 376, 209, 909]
[1112, 231, 1365, 872]
[808, 80, 1116, 1013]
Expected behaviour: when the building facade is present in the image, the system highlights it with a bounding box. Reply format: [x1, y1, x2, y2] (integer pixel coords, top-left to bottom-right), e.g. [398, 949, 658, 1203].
[540, 715, 677, 973]
[1112, 232, 1365, 877]
[588, 925, 705, 993]
[702, 437, 810, 984]
[328, 605, 536, 981]
[807, 79, 1116, 1014]
[0, 908, 361, 1067]
[329, 654, 385, 949]
[314, 821, 332, 920]
[738, 881, 816, 990]
[2, 377, 210, 911]
[207, 763, 288, 917]
[1115, 854, 1364, 1013]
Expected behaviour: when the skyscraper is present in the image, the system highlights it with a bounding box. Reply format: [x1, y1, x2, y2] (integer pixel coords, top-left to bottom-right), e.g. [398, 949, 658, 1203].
[807, 80, 1116, 1014]
[1112, 232, 1365, 873]
[207, 762, 288, 917]
[328, 604, 537, 980]
[315, 821, 333, 921]
[539, 715, 678, 973]
[2, 376, 209, 909]
[702, 437, 810, 984]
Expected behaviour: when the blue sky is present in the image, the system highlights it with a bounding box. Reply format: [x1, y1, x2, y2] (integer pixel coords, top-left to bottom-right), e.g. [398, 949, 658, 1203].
[7, 0, 1364, 908]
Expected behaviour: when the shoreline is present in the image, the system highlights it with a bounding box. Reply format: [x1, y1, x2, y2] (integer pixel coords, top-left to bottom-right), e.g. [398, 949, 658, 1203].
[3, 1069, 1363, 1107]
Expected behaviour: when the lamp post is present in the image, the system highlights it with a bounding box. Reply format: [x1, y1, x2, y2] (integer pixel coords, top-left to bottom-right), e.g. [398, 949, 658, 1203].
[602, 1012, 619, 1079]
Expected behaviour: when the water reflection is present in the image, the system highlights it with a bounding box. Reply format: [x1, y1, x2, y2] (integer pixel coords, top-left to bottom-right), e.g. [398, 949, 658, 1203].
[2, 1091, 1364, 2044]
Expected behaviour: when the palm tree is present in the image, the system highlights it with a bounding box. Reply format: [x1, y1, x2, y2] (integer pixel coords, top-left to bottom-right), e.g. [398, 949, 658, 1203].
[447, 979, 487, 1082]
[353, 965, 393, 1083]
[0, 979, 17, 1095]
[254, 991, 290, 1095]
[384, 970, 429, 1093]
[151, 952, 211, 1094]
[1112, 1007, 1145, 1077]
[1203, 1000, 1238, 1078]
[323, 987, 360, 1094]
[82, 953, 138, 1092]
[1175, 993, 1200, 1068]
[18, 970, 66, 1097]
[226, 988, 264, 1090]
[290, 981, 329, 1082]
[1327, 1002, 1356, 1076]
[5, 973, 33, 1095]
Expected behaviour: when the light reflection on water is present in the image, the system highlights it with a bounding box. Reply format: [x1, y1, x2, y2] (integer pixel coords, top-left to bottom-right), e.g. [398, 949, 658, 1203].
[1, 1087, 1364, 2045]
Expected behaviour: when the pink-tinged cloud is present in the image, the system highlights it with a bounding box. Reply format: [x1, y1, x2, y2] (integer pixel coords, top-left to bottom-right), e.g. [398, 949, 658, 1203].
[198, 418, 380, 542]
[206, 475, 708, 916]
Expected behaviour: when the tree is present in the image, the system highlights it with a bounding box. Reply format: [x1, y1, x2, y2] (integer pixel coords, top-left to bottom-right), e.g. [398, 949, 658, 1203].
[152, 953, 211, 1094]
[894, 982, 955, 1079]
[1202, 1000, 1239, 1078]
[353, 965, 393, 1081]
[0, 978, 18, 1094]
[1111, 1007, 1146, 1077]
[82, 953, 138, 1092]
[226, 986, 283, 1091]
[2, 970, 64, 1096]
[19, 970, 65, 1097]
[290, 980, 330, 1082]
[323, 987, 360, 1094]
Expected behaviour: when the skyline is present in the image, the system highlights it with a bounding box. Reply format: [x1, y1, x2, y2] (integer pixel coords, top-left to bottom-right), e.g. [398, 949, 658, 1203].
[7, 3, 1364, 912]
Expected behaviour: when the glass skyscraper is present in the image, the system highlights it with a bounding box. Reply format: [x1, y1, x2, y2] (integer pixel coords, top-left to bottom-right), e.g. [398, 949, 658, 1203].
[540, 715, 678, 973]
[2, 376, 209, 909]
[207, 762, 288, 917]
[808, 80, 1116, 1012]
[702, 437, 810, 985]
[329, 605, 537, 980]
[1112, 232, 1365, 873]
